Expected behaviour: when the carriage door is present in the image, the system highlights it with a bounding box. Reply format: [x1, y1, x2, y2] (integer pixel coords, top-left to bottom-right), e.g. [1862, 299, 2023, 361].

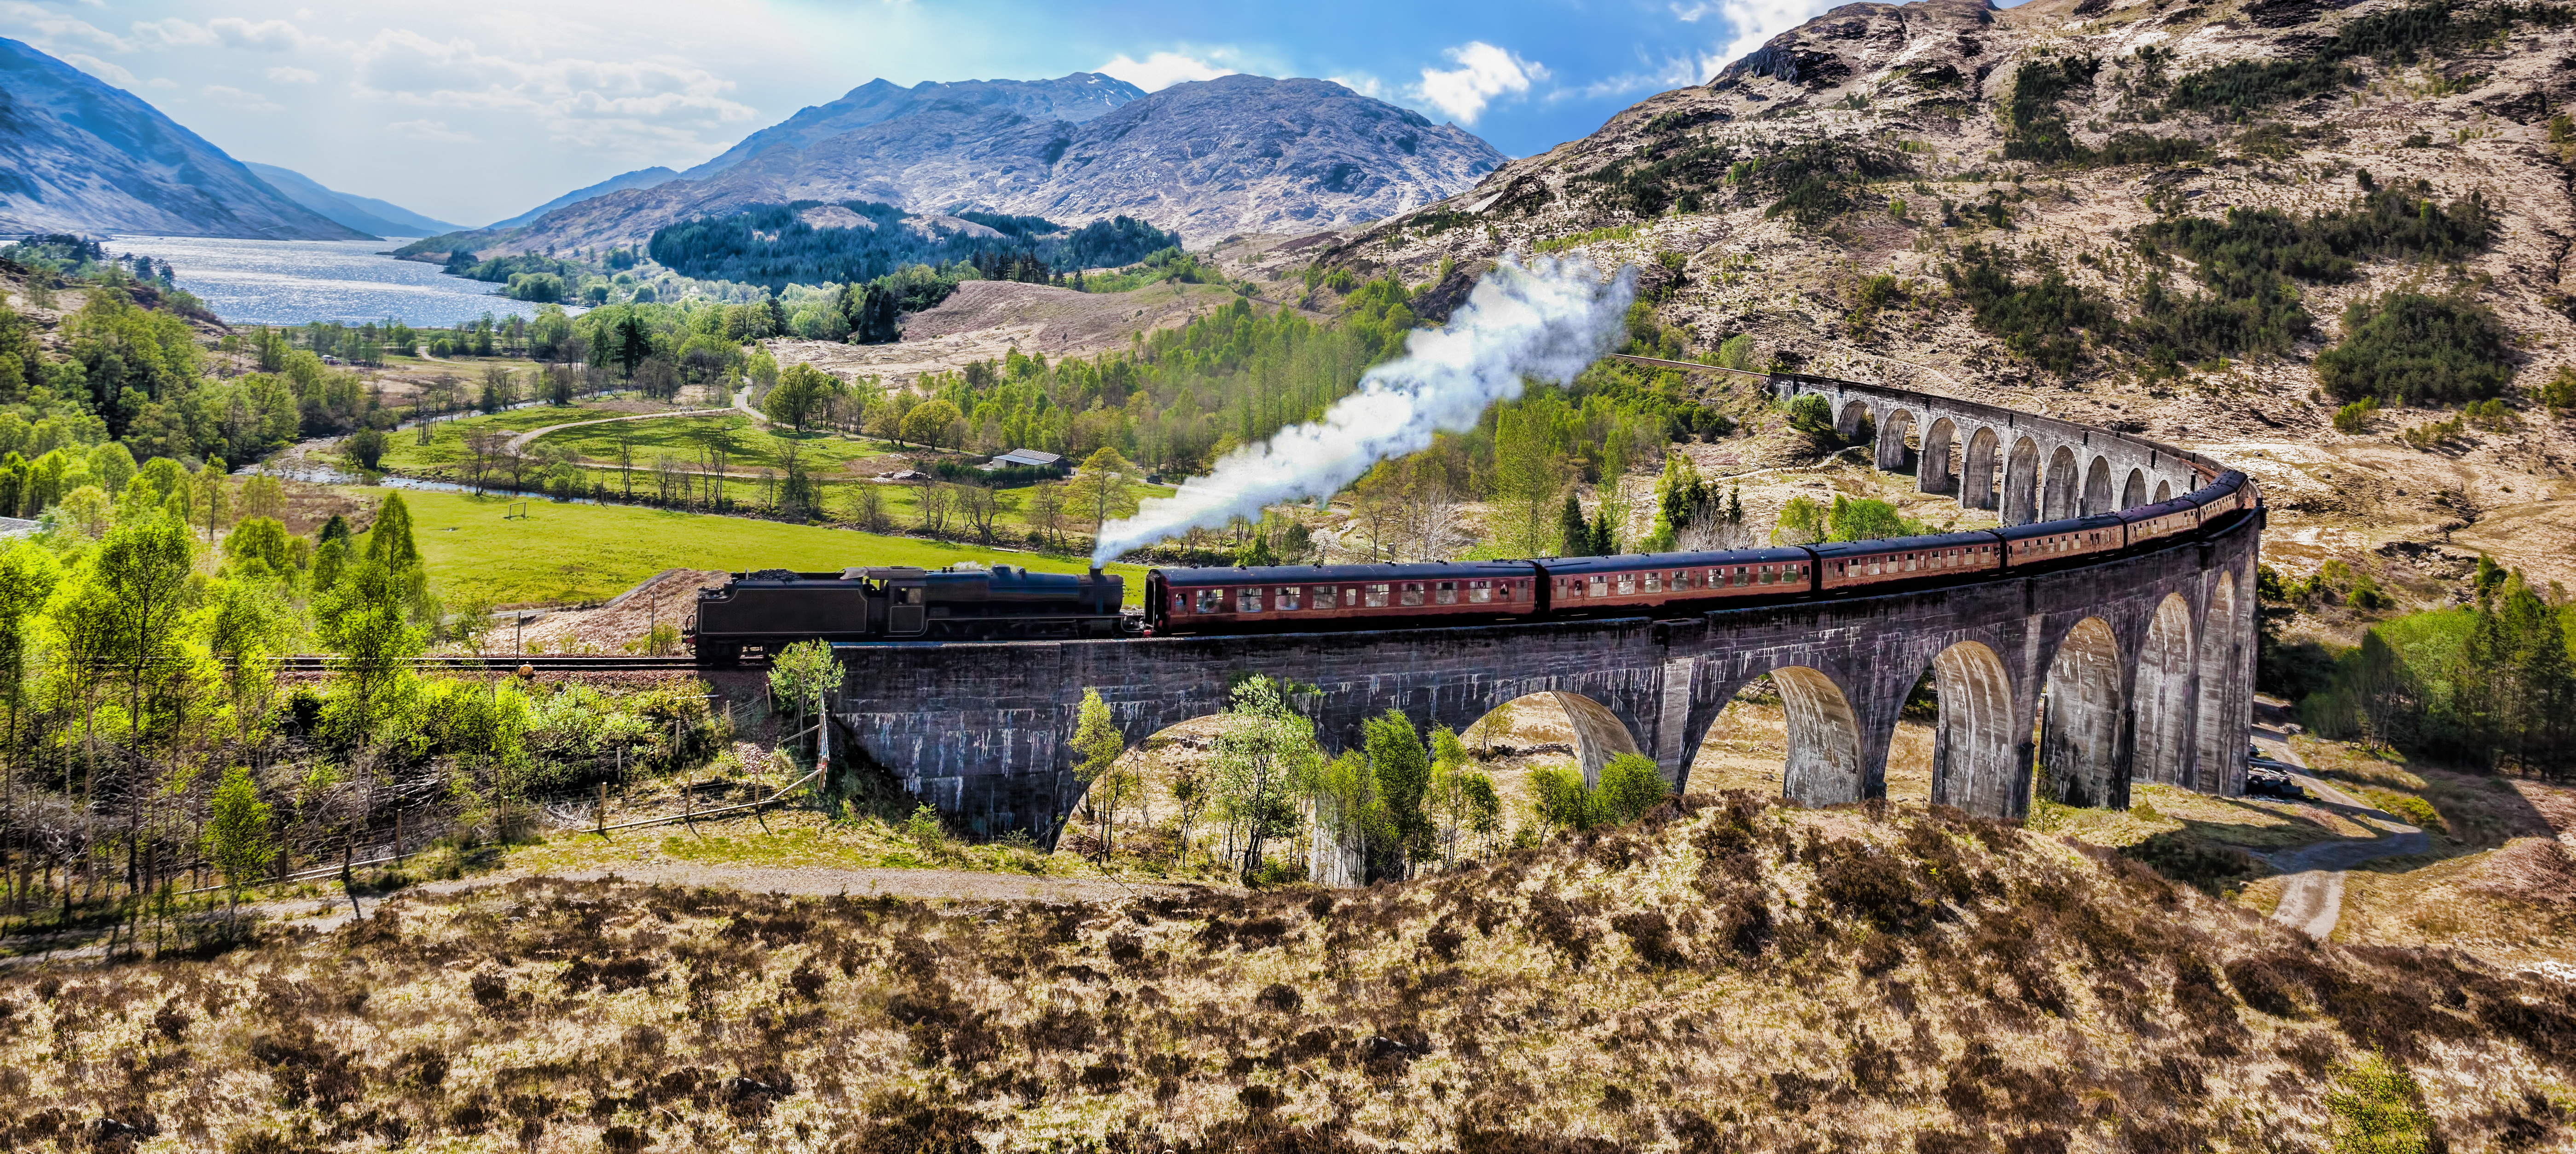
[887, 583, 927, 636]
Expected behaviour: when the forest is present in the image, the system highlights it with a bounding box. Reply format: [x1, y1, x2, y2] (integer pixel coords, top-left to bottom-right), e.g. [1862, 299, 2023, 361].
[645, 201, 1180, 291]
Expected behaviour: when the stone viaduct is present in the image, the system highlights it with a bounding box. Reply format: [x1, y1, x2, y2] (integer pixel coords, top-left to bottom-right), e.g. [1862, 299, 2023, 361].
[828, 373, 2262, 847]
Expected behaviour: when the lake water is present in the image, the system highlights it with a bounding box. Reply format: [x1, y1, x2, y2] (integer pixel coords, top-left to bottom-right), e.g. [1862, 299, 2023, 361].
[105, 235, 562, 328]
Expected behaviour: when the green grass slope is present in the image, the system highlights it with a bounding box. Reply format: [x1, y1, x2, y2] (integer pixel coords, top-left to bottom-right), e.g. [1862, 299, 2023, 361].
[399, 489, 1143, 606]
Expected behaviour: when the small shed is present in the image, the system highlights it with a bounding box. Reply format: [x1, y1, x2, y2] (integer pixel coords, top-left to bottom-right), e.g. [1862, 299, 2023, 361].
[980, 448, 1063, 472]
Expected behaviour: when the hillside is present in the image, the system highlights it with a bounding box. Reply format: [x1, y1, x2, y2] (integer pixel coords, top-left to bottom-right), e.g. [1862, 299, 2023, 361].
[0, 38, 366, 241]
[8, 796, 2572, 1151]
[1303, 0, 2576, 594]
[403, 74, 1505, 260]
[242, 163, 461, 237]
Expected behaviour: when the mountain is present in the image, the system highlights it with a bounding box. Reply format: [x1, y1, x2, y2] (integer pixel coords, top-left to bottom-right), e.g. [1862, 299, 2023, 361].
[403, 72, 1504, 262]
[486, 166, 682, 231]
[242, 162, 459, 237]
[0, 37, 364, 241]
[1309, 0, 2576, 444]
[677, 73, 1145, 181]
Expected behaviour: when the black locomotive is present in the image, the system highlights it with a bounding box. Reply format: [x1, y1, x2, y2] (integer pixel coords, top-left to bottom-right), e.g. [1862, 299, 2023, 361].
[686, 564, 1128, 662]
[688, 470, 2258, 660]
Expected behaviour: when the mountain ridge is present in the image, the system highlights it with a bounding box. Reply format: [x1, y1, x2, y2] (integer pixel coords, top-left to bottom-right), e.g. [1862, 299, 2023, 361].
[0, 37, 364, 241]
[242, 162, 460, 238]
[405, 73, 1504, 264]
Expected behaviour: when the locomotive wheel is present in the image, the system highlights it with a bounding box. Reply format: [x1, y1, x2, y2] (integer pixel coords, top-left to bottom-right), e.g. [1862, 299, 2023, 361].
[700, 643, 743, 667]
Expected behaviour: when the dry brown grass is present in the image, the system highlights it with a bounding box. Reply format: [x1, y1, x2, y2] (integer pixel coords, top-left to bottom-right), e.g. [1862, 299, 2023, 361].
[12, 797, 2576, 1153]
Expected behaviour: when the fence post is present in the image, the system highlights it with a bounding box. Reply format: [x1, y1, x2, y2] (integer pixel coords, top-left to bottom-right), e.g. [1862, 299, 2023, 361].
[597, 782, 608, 837]
[394, 812, 404, 863]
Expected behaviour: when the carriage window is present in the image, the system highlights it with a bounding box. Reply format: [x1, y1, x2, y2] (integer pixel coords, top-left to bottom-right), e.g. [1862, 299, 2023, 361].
[1400, 583, 1425, 607]
[1762, 565, 1778, 584]
[1435, 581, 1457, 605]
[1196, 589, 1226, 613]
[1616, 573, 1637, 595]
[1589, 575, 1609, 598]
[1238, 588, 1264, 614]
[1171, 593, 1186, 611]
[1558, 578, 1575, 598]
[1733, 567, 1748, 587]
[1364, 583, 1390, 608]
[1277, 587, 1301, 611]
[1313, 586, 1337, 610]
[1644, 572, 1661, 594]
[1467, 580, 1492, 604]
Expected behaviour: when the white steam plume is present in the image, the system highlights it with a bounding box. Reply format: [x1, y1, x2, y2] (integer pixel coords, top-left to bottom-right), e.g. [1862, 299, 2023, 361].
[1091, 254, 1636, 565]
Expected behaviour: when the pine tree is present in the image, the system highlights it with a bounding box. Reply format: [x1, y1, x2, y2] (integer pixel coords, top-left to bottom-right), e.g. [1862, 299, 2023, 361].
[1589, 507, 1616, 556]
[1558, 491, 1589, 558]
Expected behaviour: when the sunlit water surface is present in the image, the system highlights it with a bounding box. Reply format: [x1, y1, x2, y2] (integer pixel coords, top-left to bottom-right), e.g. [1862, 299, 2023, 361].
[107, 235, 564, 327]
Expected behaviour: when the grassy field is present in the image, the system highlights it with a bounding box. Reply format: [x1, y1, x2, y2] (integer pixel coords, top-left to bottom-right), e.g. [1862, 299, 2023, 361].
[396, 489, 1146, 606]
[540, 413, 892, 473]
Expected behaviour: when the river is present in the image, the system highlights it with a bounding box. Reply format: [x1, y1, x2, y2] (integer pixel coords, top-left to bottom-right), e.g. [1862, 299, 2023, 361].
[104, 235, 567, 328]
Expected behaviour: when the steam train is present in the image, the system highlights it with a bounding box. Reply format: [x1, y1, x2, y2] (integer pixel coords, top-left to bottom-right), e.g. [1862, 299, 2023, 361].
[685, 470, 2257, 660]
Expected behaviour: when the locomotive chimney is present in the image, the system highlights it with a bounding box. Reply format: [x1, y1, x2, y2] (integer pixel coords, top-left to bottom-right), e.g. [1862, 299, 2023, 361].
[1088, 564, 1102, 578]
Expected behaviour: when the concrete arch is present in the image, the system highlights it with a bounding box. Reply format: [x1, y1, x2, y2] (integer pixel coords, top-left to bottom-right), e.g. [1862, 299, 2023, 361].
[1837, 399, 1876, 442]
[1925, 641, 2026, 819]
[2042, 445, 2080, 520]
[1877, 407, 1918, 473]
[2193, 572, 2246, 795]
[1962, 426, 2002, 510]
[2153, 479, 2172, 503]
[1772, 667, 1866, 808]
[2040, 618, 2127, 809]
[2083, 456, 2113, 515]
[2003, 436, 2043, 526]
[2122, 468, 2147, 509]
[1920, 417, 1958, 494]
[1550, 691, 1644, 785]
[2133, 593, 2196, 788]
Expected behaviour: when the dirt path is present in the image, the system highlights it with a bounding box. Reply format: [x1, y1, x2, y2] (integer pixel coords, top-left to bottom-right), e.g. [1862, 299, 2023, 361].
[503, 403, 740, 453]
[2258, 729, 2430, 939]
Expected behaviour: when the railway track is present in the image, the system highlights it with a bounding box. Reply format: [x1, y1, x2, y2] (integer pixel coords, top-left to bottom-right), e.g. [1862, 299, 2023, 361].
[275, 653, 752, 672]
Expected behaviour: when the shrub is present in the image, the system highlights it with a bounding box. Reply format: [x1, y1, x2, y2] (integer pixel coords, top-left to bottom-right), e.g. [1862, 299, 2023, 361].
[2316, 293, 2512, 406]
[2537, 365, 2576, 412]
[1944, 243, 2112, 374]
[1595, 755, 1669, 825]
[2333, 397, 2378, 434]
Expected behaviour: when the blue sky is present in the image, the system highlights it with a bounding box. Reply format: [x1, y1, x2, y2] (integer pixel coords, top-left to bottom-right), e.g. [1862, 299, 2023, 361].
[1, 0, 1881, 229]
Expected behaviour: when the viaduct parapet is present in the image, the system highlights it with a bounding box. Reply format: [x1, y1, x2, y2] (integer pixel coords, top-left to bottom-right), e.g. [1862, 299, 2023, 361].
[829, 372, 2262, 845]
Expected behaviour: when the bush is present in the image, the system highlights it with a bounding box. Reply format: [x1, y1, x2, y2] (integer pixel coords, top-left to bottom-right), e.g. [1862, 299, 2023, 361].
[1945, 243, 2113, 374]
[1594, 755, 1669, 825]
[2332, 397, 2378, 434]
[2316, 293, 2513, 406]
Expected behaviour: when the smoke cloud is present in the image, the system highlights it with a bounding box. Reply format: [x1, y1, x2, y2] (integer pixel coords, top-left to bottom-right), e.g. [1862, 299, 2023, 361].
[1091, 254, 1636, 565]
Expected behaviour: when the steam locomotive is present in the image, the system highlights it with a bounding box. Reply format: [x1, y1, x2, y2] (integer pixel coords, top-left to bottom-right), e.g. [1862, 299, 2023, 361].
[686, 470, 2256, 661]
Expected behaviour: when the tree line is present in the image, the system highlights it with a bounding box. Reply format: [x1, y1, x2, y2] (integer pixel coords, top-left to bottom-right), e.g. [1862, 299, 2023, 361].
[1068, 676, 1671, 885]
[0, 478, 720, 941]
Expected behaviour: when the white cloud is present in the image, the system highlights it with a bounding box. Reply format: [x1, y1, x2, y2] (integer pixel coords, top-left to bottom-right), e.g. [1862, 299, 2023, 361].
[266, 65, 319, 83]
[128, 17, 215, 47]
[1327, 72, 1391, 101]
[353, 30, 754, 155]
[1409, 42, 1546, 126]
[2, 2, 129, 51]
[1096, 50, 1228, 92]
[1556, 49, 1729, 102]
[388, 117, 476, 143]
[1708, 0, 1846, 69]
[208, 17, 313, 52]
[204, 84, 282, 111]
[61, 52, 134, 85]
